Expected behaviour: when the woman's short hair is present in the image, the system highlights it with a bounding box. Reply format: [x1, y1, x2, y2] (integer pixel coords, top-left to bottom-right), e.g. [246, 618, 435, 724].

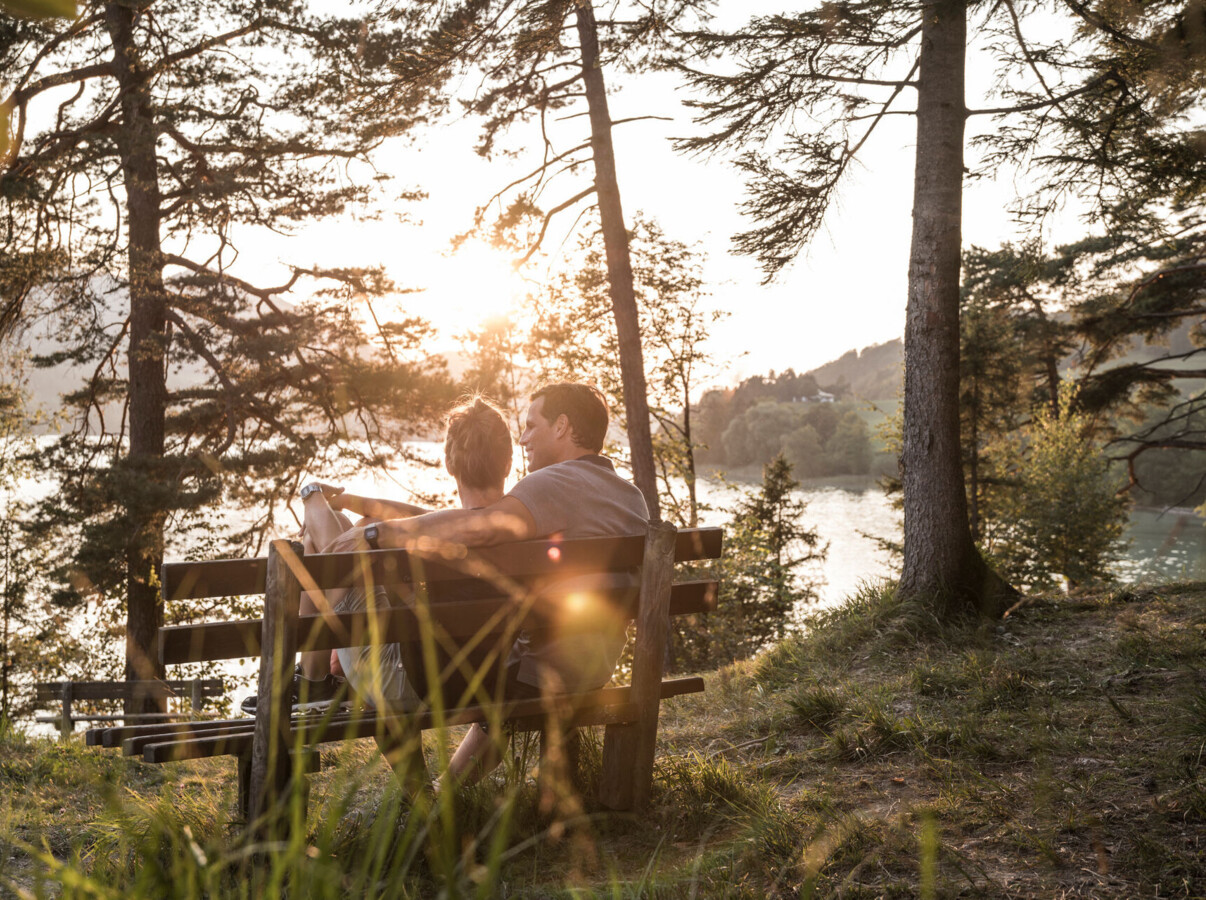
[530, 382, 609, 452]
[444, 397, 513, 490]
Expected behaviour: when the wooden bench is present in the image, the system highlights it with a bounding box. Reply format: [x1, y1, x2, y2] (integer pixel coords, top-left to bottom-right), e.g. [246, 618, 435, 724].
[35, 678, 223, 740]
[87, 522, 721, 829]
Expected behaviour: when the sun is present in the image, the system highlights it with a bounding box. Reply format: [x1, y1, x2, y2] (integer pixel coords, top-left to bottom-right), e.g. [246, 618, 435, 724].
[421, 240, 535, 335]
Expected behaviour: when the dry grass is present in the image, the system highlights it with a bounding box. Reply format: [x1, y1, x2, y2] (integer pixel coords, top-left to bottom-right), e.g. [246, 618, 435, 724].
[2, 581, 1204, 898]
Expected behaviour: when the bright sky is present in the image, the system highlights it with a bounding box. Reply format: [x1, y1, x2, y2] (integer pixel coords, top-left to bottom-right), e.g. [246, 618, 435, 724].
[274, 79, 918, 385]
[243, 5, 1089, 391]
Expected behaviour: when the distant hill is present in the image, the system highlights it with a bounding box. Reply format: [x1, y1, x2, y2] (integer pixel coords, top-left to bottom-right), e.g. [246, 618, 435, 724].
[805, 339, 903, 401]
[801, 318, 1204, 404]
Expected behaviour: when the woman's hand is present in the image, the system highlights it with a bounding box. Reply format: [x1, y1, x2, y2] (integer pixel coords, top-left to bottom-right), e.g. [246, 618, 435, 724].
[302, 481, 346, 508]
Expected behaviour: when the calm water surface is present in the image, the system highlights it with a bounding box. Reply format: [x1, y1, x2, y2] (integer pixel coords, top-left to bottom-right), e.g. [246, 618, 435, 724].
[179, 445, 1206, 604]
[694, 475, 899, 609]
[17, 444, 1206, 735]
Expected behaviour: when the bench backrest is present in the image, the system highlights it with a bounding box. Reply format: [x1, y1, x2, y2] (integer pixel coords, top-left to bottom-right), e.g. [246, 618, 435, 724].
[158, 527, 722, 667]
[162, 528, 721, 599]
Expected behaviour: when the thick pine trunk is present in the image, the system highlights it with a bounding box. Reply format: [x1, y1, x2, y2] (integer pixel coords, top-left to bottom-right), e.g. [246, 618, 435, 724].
[899, 0, 1012, 617]
[106, 2, 168, 711]
[573, 1, 661, 521]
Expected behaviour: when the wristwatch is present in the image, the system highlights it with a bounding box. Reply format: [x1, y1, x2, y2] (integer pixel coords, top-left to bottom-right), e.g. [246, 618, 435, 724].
[364, 524, 381, 551]
[299, 482, 324, 500]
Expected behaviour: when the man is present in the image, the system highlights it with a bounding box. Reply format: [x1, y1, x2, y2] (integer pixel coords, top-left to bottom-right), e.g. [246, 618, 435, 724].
[326, 382, 649, 783]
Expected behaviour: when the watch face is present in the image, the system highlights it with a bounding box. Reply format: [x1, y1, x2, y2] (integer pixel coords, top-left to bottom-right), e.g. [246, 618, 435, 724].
[365, 526, 379, 549]
[300, 483, 321, 499]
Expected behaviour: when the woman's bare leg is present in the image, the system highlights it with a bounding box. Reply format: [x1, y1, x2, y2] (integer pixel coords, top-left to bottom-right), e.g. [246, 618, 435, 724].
[443, 724, 502, 789]
[298, 492, 354, 679]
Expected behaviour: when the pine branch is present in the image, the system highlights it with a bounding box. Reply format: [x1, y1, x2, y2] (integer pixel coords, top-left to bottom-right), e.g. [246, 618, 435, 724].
[163, 309, 238, 456]
[966, 71, 1112, 116]
[518, 185, 596, 264]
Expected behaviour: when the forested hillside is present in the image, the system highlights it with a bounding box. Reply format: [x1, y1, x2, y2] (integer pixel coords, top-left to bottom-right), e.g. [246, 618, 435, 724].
[694, 341, 902, 475]
[802, 339, 903, 401]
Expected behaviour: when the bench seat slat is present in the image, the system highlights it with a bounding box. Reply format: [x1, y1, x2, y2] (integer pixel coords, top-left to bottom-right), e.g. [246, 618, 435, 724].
[85, 717, 241, 747]
[139, 677, 705, 763]
[35, 679, 223, 703]
[160, 579, 719, 665]
[162, 527, 722, 600]
[38, 713, 209, 725]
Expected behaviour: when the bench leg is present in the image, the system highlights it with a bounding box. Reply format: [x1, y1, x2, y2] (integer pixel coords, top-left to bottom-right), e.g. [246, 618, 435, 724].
[598, 522, 677, 811]
[538, 723, 584, 817]
[60, 683, 74, 741]
[237, 752, 252, 822]
[565, 727, 583, 790]
[239, 749, 316, 826]
[248, 540, 303, 837]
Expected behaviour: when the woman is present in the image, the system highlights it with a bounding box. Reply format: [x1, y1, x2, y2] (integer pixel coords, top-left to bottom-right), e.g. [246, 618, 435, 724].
[290, 396, 524, 784]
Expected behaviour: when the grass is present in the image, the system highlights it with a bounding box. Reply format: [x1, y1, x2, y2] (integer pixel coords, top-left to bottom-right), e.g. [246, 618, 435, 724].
[2, 579, 1205, 897]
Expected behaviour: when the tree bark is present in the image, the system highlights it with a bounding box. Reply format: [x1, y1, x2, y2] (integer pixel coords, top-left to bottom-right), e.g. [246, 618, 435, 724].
[106, 1, 168, 711]
[574, 1, 661, 521]
[967, 380, 981, 544]
[682, 397, 698, 528]
[899, 0, 1013, 617]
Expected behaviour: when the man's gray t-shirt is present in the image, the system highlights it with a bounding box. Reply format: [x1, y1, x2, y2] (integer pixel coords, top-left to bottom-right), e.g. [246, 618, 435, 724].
[506, 455, 649, 691]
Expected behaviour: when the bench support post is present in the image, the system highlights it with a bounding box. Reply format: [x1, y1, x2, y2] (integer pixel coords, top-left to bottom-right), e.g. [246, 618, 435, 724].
[60, 682, 74, 741]
[248, 540, 303, 830]
[599, 521, 677, 811]
[237, 752, 252, 821]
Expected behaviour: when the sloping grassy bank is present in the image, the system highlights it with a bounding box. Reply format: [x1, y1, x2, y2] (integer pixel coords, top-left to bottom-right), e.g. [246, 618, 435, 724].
[2, 582, 1204, 898]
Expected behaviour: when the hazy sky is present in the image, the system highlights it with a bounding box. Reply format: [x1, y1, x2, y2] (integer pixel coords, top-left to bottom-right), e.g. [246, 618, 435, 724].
[244, 5, 1087, 388]
[275, 71, 920, 384]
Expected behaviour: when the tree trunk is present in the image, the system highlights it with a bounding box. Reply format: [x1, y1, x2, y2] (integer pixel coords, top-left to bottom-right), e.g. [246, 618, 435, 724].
[898, 0, 1013, 617]
[106, 2, 168, 712]
[1028, 297, 1062, 418]
[2, 527, 9, 721]
[967, 384, 980, 544]
[682, 396, 698, 528]
[573, 1, 660, 521]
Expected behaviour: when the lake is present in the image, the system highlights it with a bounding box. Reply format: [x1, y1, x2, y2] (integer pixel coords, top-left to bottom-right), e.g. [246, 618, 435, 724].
[697, 474, 1206, 606]
[693, 474, 900, 608]
[15, 440, 1205, 611]
[15, 445, 1206, 736]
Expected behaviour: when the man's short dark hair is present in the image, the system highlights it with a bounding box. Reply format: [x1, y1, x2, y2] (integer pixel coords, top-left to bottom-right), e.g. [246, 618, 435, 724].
[531, 382, 609, 452]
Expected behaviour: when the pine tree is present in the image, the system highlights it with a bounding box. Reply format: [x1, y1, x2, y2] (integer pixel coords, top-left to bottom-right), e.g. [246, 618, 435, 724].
[679, 1, 1204, 617]
[674, 453, 824, 669]
[0, 376, 33, 721]
[961, 232, 1206, 509]
[3, 1, 451, 708]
